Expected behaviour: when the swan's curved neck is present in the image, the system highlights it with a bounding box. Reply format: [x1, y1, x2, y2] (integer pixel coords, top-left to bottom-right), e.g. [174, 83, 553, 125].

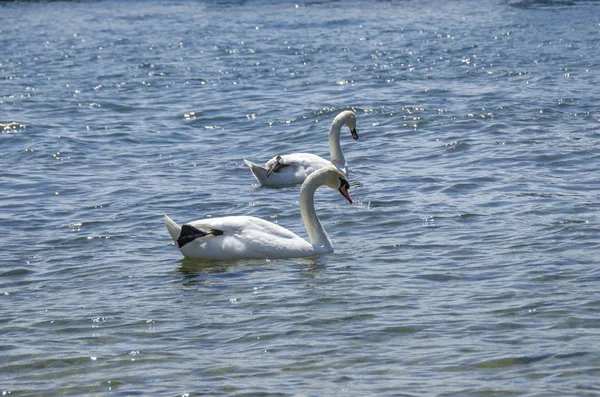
[299, 173, 333, 253]
[328, 118, 346, 167]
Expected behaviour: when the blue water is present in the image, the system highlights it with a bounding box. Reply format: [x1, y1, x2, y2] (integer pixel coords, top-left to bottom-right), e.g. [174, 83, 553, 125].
[1, 0, 599, 395]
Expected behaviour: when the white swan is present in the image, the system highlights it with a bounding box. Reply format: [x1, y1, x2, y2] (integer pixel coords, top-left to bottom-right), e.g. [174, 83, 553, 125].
[164, 167, 352, 260]
[244, 110, 358, 186]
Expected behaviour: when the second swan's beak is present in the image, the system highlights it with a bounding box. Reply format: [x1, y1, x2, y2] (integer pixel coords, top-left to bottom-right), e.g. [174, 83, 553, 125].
[351, 128, 359, 140]
[339, 182, 353, 204]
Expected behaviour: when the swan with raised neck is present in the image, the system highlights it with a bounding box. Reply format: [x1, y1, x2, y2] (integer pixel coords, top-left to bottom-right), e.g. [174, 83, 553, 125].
[244, 110, 358, 187]
[164, 167, 352, 260]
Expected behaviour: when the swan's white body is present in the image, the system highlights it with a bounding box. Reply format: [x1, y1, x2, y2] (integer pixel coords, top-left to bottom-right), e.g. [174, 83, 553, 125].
[164, 168, 352, 260]
[165, 215, 316, 259]
[244, 110, 358, 186]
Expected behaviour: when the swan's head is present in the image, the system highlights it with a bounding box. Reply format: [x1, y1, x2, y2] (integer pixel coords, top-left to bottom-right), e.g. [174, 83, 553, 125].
[322, 168, 352, 204]
[336, 110, 358, 140]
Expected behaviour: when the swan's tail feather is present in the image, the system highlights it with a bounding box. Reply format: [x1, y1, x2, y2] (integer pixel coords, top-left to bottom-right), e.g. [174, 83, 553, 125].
[164, 215, 182, 244]
[244, 159, 269, 185]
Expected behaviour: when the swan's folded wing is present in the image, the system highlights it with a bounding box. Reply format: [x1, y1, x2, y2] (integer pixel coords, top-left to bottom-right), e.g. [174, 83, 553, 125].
[185, 216, 300, 241]
[259, 153, 333, 185]
[270, 153, 331, 170]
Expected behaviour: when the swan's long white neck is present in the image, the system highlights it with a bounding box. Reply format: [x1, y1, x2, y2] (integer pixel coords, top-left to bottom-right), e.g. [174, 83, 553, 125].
[299, 171, 333, 253]
[328, 116, 346, 168]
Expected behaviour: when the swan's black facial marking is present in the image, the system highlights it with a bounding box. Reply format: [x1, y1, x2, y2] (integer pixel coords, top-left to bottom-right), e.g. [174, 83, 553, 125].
[351, 127, 359, 140]
[266, 155, 290, 177]
[338, 177, 352, 204]
[178, 224, 224, 248]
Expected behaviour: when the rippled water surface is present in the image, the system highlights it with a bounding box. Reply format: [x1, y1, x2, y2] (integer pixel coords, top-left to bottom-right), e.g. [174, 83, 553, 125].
[2, 0, 600, 395]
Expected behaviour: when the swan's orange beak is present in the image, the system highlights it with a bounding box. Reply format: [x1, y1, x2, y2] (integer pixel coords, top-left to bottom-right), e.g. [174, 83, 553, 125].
[339, 183, 352, 204]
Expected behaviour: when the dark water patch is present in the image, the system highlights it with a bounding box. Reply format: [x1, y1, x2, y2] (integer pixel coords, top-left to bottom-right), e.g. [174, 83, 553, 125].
[1, 268, 35, 277]
[473, 353, 553, 369]
[416, 273, 464, 282]
[440, 182, 481, 194]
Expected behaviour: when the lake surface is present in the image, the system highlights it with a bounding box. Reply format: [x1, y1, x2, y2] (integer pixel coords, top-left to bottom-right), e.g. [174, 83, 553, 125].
[1, 0, 599, 395]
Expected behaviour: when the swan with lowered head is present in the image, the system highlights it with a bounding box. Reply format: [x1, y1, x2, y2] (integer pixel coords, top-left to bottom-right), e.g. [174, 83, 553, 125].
[164, 167, 352, 260]
[244, 110, 358, 186]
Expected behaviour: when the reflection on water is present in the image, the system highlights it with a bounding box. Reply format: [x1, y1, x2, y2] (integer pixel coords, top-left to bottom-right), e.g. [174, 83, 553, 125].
[177, 256, 323, 277]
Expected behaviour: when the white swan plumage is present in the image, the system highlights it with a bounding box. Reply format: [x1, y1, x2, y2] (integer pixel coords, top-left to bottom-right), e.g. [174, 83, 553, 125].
[164, 167, 352, 260]
[244, 110, 358, 186]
